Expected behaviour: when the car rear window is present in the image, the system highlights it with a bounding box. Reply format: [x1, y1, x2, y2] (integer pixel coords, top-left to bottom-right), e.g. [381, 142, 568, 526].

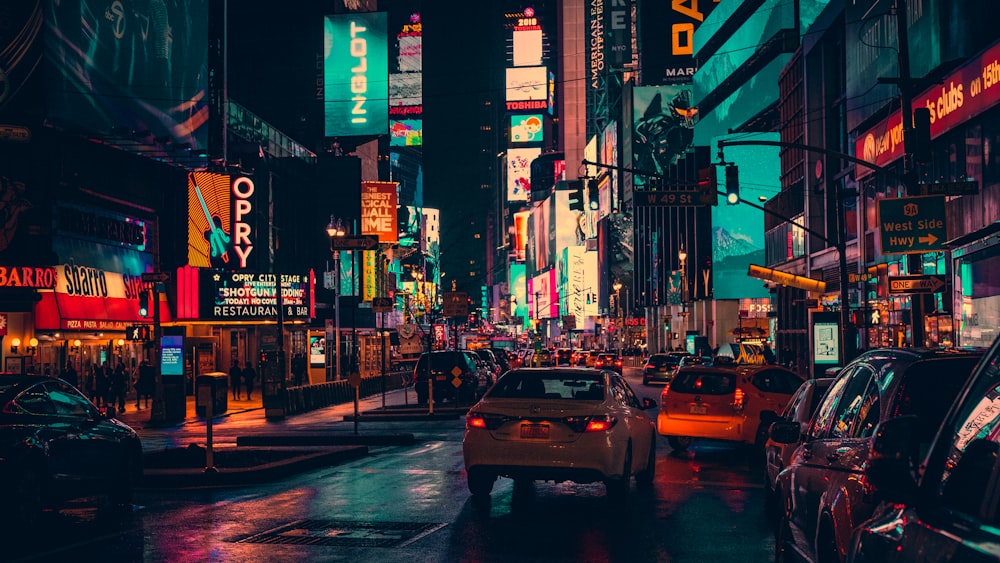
[669, 370, 736, 395]
[488, 370, 604, 400]
[892, 355, 983, 443]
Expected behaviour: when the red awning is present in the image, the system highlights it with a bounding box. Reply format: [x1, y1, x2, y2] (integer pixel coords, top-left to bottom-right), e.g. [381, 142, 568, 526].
[35, 291, 173, 331]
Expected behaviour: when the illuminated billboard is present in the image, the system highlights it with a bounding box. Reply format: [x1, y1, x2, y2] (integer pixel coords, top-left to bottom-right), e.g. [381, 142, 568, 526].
[513, 211, 530, 261]
[188, 171, 260, 270]
[361, 181, 398, 244]
[529, 195, 554, 275]
[506, 66, 547, 101]
[42, 0, 209, 152]
[510, 114, 544, 144]
[507, 147, 540, 202]
[324, 12, 389, 137]
[632, 85, 696, 189]
[390, 120, 423, 146]
[509, 263, 528, 326]
[529, 269, 558, 320]
[564, 246, 599, 329]
[639, 0, 716, 85]
[513, 29, 543, 67]
[600, 121, 618, 215]
[389, 73, 422, 113]
[710, 132, 781, 300]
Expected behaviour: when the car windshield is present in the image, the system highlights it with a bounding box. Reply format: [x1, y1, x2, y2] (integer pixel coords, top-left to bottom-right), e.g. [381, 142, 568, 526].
[488, 370, 605, 400]
[670, 370, 736, 395]
[648, 355, 676, 366]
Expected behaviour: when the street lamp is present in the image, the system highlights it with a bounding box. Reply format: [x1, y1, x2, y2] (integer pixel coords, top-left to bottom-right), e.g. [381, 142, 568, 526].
[326, 216, 346, 380]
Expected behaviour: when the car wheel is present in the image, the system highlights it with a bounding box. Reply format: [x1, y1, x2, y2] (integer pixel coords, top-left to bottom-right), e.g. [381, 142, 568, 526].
[11, 462, 45, 529]
[467, 468, 495, 497]
[605, 445, 632, 500]
[635, 441, 656, 489]
[668, 436, 692, 451]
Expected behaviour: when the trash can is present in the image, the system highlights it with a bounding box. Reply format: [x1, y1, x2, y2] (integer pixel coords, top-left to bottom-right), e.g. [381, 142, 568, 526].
[195, 372, 229, 417]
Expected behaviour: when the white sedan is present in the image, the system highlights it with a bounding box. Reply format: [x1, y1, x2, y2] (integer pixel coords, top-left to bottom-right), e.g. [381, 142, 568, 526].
[462, 367, 657, 499]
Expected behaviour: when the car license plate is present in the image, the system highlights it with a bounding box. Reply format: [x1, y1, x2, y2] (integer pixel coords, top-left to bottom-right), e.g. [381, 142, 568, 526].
[520, 424, 550, 439]
[690, 405, 707, 415]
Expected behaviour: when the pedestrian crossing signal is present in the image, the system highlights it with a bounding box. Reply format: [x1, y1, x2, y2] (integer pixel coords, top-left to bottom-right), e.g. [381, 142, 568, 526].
[125, 325, 151, 341]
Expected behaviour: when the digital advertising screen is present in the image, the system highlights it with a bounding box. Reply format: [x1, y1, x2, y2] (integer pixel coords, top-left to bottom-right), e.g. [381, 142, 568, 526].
[710, 132, 781, 300]
[509, 262, 528, 325]
[513, 210, 530, 261]
[161, 336, 184, 376]
[389, 73, 423, 114]
[324, 12, 389, 137]
[510, 114, 544, 144]
[361, 181, 399, 243]
[506, 66, 548, 102]
[198, 271, 311, 321]
[632, 85, 696, 189]
[507, 147, 541, 202]
[309, 335, 325, 368]
[390, 120, 423, 146]
[512, 28, 543, 67]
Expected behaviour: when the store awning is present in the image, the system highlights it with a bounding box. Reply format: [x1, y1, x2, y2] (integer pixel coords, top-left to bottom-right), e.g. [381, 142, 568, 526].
[35, 291, 173, 332]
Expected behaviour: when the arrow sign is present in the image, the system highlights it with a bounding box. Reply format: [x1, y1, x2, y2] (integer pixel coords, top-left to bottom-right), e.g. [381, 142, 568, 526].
[888, 274, 947, 295]
[141, 272, 169, 283]
[329, 235, 379, 250]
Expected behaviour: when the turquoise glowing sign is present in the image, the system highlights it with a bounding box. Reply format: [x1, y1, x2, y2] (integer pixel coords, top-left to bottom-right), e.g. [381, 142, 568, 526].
[324, 13, 389, 137]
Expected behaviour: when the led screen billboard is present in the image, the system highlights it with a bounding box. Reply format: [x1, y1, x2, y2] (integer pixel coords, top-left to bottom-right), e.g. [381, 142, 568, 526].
[324, 12, 389, 137]
[361, 181, 398, 243]
[530, 196, 554, 275]
[188, 172, 261, 270]
[513, 29, 543, 67]
[632, 85, 697, 189]
[510, 114, 544, 144]
[389, 73, 422, 113]
[639, 0, 716, 85]
[564, 246, 599, 329]
[390, 119, 422, 146]
[513, 211, 530, 261]
[710, 132, 781, 300]
[506, 66, 547, 101]
[507, 147, 540, 202]
[529, 269, 558, 320]
[42, 0, 209, 151]
[509, 262, 528, 327]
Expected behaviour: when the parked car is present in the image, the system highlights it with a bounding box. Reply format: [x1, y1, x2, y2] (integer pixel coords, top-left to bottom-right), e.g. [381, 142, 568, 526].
[595, 353, 623, 373]
[761, 377, 835, 521]
[657, 364, 805, 451]
[642, 352, 691, 385]
[413, 351, 480, 404]
[771, 347, 985, 563]
[0, 375, 144, 529]
[846, 339, 1000, 563]
[463, 367, 657, 500]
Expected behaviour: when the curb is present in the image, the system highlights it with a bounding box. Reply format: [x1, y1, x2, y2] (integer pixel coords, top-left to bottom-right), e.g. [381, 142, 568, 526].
[140, 445, 368, 489]
[236, 433, 416, 447]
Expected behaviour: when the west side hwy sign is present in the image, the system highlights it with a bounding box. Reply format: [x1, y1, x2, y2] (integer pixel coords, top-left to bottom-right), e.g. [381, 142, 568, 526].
[878, 195, 946, 254]
[888, 274, 946, 295]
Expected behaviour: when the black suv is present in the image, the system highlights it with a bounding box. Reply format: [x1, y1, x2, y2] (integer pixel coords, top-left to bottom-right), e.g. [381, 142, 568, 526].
[413, 351, 479, 405]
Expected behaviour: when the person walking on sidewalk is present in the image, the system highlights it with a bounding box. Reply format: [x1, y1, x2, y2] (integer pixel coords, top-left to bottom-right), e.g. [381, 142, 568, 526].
[112, 361, 128, 413]
[230, 360, 243, 400]
[243, 362, 257, 400]
[135, 359, 154, 409]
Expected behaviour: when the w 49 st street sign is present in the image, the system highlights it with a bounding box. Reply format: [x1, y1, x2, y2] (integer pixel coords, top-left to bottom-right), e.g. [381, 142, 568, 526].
[888, 274, 946, 295]
[878, 195, 946, 254]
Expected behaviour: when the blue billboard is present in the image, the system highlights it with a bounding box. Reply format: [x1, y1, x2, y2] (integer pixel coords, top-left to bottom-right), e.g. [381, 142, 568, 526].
[324, 12, 389, 137]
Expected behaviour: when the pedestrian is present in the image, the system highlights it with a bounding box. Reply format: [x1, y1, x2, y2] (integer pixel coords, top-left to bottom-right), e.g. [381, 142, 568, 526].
[61, 361, 78, 390]
[230, 360, 243, 400]
[136, 359, 154, 409]
[112, 361, 127, 413]
[291, 353, 307, 387]
[95, 363, 110, 408]
[243, 362, 257, 400]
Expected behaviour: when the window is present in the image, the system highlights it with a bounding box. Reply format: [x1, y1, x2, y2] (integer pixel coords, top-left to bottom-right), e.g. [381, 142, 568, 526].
[752, 369, 803, 394]
[829, 365, 875, 439]
[810, 367, 854, 440]
[46, 382, 96, 417]
[15, 385, 56, 415]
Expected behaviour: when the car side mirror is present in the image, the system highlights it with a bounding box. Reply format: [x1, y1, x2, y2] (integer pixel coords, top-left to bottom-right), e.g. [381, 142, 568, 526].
[642, 397, 657, 410]
[867, 415, 920, 504]
[769, 420, 801, 444]
[760, 409, 781, 426]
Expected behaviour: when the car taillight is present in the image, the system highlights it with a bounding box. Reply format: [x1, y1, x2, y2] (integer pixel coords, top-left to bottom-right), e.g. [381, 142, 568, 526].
[466, 412, 507, 430]
[564, 414, 617, 433]
[732, 387, 745, 411]
[614, 359, 623, 367]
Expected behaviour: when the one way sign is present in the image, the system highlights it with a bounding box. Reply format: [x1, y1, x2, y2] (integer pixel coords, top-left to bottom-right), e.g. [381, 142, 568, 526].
[888, 275, 946, 295]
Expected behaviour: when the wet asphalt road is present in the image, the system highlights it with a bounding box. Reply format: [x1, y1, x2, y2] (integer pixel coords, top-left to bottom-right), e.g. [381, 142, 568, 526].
[9, 368, 776, 562]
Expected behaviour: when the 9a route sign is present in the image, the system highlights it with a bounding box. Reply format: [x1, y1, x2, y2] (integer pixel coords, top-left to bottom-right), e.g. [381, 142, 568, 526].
[878, 195, 946, 254]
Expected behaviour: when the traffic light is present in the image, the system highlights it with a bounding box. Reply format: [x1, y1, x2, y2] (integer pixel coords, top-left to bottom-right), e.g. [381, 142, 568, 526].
[568, 186, 585, 211]
[725, 165, 740, 205]
[587, 179, 600, 210]
[138, 290, 149, 317]
[698, 166, 718, 206]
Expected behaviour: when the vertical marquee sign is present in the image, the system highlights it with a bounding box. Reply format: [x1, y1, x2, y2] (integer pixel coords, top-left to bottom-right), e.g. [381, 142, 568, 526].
[187, 171, 259, 270]
[324, 12, 389, 137]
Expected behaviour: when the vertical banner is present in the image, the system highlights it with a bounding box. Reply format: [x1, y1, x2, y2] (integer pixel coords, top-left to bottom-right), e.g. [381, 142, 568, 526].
[324, 12, 389, 137]
[360, 181, 399, 243]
